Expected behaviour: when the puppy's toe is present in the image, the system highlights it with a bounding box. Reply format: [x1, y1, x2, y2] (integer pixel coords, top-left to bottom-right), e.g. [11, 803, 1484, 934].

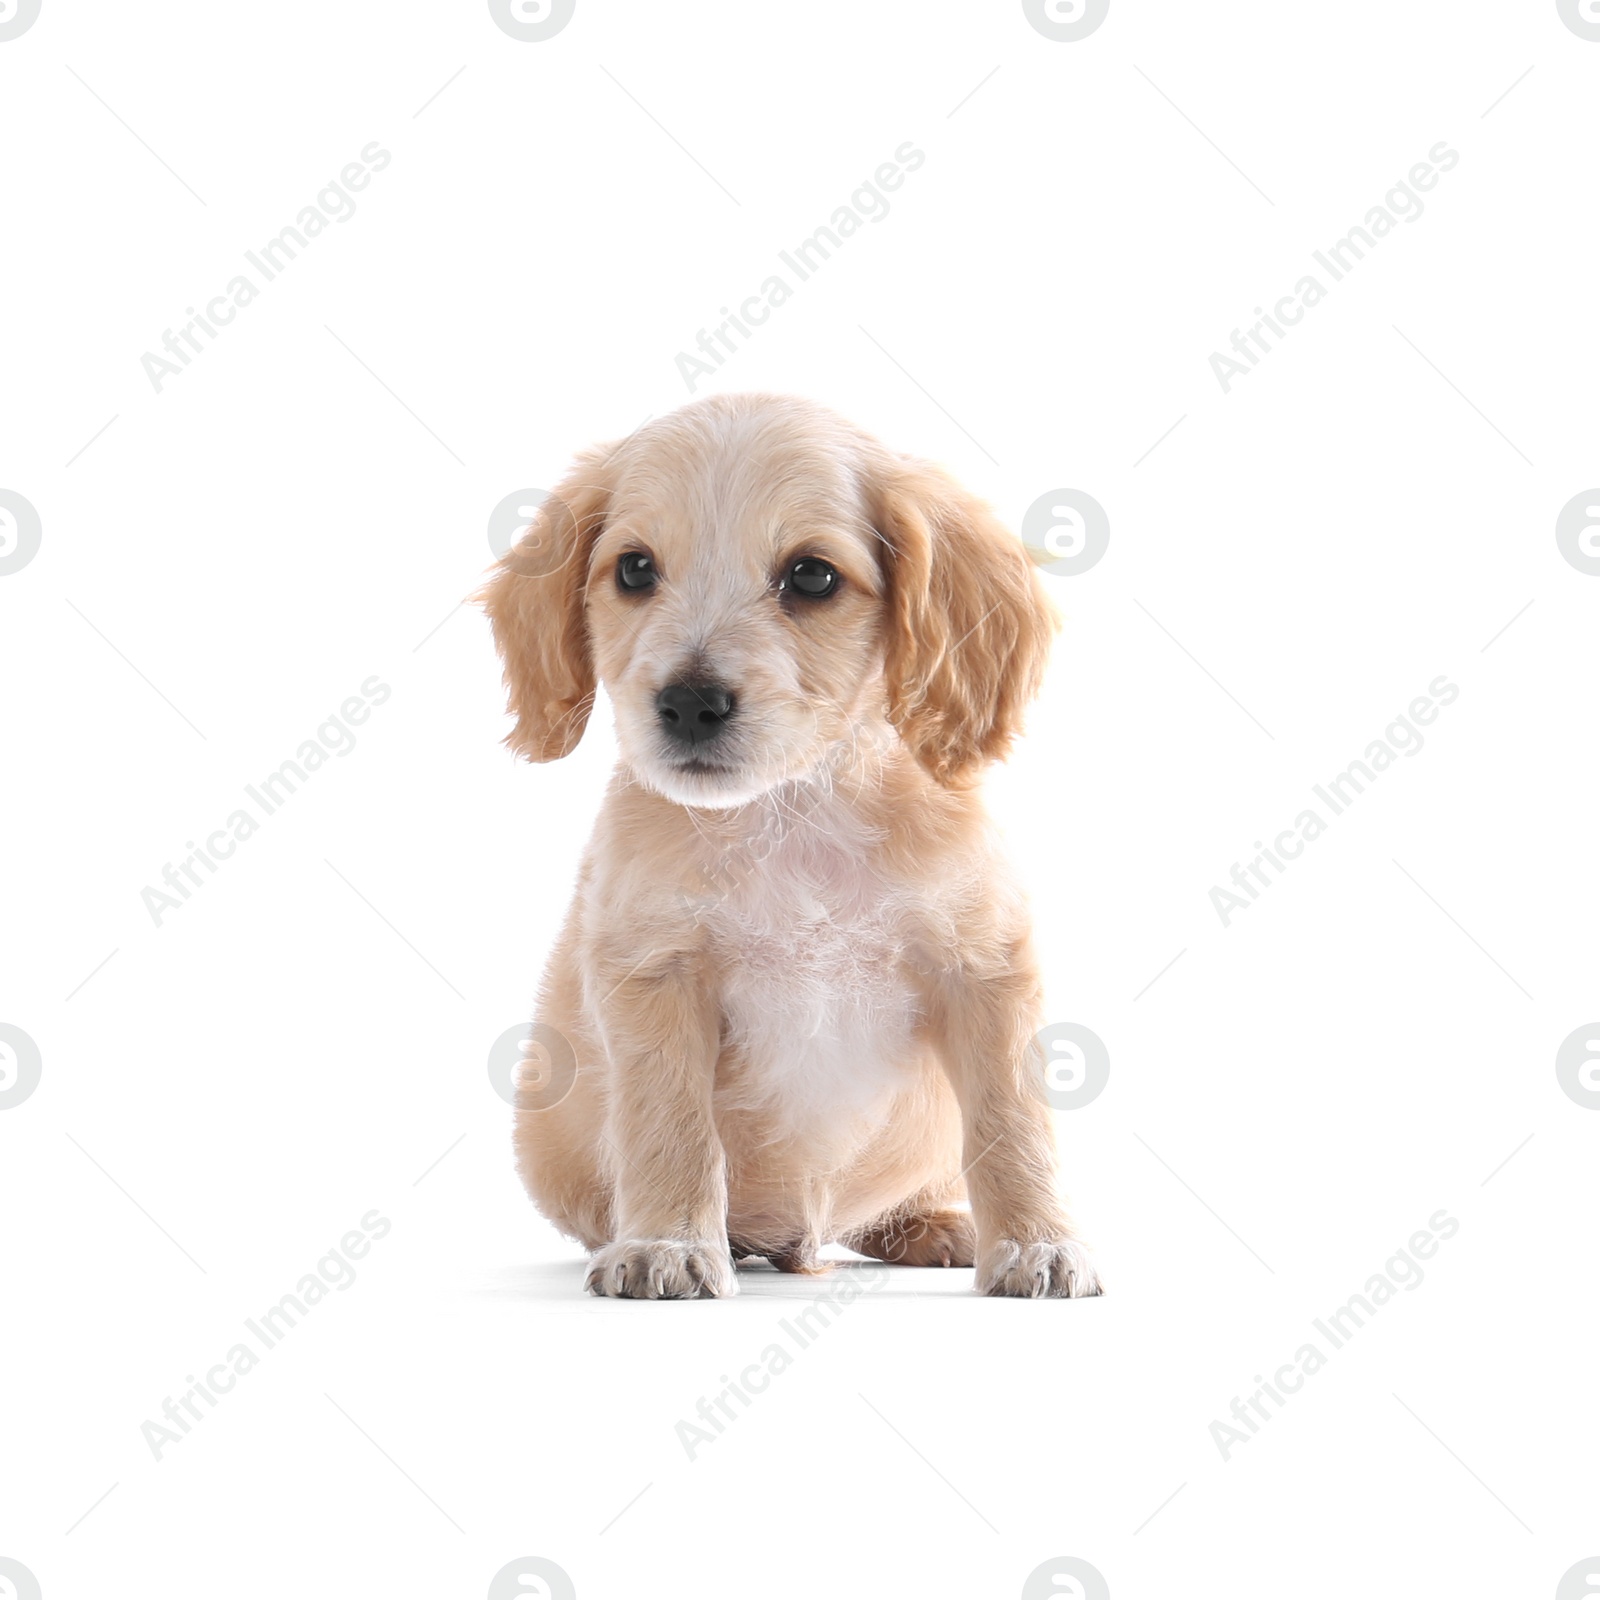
[976, 1237, 1102, 1299]
[585, 1239, 736, 1300]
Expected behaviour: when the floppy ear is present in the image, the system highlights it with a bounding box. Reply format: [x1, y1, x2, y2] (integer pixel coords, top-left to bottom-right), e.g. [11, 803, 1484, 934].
[476, 445, 614, 762]
[873, 457, 1058, 788]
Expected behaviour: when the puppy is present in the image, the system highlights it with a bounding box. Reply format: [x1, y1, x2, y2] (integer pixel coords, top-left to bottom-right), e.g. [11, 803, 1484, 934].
[480, 394, 1099, 1299]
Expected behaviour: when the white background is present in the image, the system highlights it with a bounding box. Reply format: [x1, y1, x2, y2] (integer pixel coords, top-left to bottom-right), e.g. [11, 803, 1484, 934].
[2, 2, 1597, 1597]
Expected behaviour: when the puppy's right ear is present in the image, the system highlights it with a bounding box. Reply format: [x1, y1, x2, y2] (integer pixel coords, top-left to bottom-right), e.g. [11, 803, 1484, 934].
[476, 445, 614, 762]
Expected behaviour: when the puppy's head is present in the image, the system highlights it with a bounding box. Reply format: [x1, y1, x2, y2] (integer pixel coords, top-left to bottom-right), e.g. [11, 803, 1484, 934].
[479, 394, 1055, 807]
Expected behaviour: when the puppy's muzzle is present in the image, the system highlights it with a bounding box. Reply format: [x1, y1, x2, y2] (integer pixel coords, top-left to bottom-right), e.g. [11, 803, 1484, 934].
[655, 681, 736, 747]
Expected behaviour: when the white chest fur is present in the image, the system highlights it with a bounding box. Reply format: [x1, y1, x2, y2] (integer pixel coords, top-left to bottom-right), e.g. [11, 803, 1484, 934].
[694, 798, 921, 1130]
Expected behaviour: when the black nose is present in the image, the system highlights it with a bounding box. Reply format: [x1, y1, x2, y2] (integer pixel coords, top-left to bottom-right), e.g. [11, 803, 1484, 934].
[655, 681, 736, 745]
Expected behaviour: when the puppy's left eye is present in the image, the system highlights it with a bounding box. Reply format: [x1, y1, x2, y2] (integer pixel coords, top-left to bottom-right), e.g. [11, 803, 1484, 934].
[782, 557, 838, 599]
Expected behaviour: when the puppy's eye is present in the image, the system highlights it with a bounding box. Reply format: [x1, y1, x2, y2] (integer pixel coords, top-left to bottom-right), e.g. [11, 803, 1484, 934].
[616, 551, 657, 592]
[783, 557, 838, 599]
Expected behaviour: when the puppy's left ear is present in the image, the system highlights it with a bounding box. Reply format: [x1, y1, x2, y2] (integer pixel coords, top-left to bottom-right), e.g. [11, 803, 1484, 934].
[873, 457, 1058, 788]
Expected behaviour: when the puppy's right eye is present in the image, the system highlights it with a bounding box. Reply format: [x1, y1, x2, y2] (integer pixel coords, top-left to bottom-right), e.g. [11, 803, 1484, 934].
[616, 551, 657, 592]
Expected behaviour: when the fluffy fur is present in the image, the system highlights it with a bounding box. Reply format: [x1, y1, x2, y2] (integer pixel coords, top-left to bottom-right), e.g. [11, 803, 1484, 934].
[479, 394, 1100, 1298]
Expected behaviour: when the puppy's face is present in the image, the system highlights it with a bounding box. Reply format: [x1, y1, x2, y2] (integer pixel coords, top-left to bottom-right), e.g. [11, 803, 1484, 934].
[587, 410, 885, 807]
[480, 394, 1056, 802]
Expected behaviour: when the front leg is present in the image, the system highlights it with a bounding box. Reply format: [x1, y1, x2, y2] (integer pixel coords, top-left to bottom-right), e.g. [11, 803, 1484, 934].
[585, 948, 735, 1299]
[925, 944, 1101, 1299]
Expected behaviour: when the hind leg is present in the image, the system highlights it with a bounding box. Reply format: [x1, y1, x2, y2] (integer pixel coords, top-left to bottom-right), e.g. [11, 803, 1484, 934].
[512, 945, 615, 1251]
[851, 1208, 975, 1267]
[847, 1179, 975, 1268]
[728, 1168, 831, 1275]
[514, 1077, 612, 1250]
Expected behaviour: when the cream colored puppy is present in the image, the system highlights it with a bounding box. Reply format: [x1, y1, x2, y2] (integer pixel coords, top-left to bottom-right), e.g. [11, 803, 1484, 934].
[481, 393, 1099, 1299]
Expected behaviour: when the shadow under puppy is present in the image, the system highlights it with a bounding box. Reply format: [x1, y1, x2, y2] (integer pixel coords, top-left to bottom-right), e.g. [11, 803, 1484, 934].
[480, 393, 1100, 1299]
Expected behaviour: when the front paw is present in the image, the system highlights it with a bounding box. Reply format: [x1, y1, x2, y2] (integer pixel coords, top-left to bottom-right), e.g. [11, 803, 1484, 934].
[585, 1239, 736, 1300]
[976, 1236, 1102, 1299]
